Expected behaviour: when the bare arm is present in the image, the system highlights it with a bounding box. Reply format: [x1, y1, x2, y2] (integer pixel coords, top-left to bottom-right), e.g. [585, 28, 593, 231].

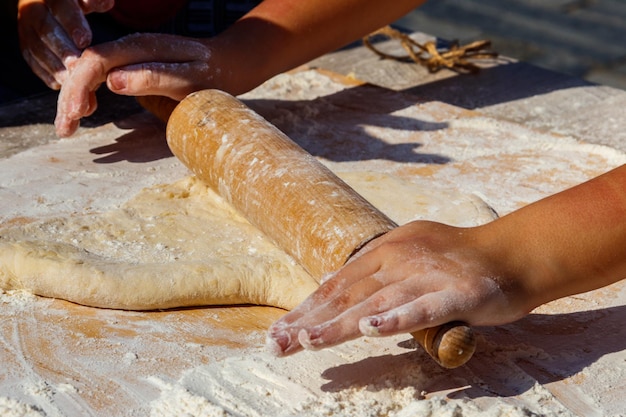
[214, 0, 427, 93]
[267, 164, 626, 356]
[53, 0, 426, 136]
[483, 163, 626, 307]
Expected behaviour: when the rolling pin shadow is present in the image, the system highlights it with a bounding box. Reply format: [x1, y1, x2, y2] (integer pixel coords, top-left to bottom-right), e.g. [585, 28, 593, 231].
[137, 92, 476, 368]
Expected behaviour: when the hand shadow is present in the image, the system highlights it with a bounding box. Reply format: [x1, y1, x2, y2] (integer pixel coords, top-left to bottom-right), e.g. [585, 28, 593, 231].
[317, 304, 625, 403]
[89, 82, 453, 166]
[90, 112, 173, 163]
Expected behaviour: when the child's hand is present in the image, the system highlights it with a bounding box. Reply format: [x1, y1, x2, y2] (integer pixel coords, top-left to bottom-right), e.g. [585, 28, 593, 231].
[268, 165, 626, 357]
[54, 33, 216, 137]
[267, 221, 531, 356]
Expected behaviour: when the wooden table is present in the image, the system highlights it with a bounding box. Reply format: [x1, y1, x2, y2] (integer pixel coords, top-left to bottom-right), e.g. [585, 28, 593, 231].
[1, 33, 624, 416]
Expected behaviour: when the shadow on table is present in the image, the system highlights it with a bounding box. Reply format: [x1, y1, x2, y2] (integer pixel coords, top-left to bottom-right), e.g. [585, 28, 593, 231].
[4, 63, 592, 167]
[89, 112, 174, 164]
[88, 83, 454, 165]
[317, 304, 625, 402]
[243, 83, 451, 165]
[0, 88, 144, 129]
[401, 60, 591, 110]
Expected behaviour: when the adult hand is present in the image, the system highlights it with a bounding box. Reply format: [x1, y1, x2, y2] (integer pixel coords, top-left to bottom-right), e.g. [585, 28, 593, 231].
[54, 33, 217, 137]
[267, 221, 531, 357]
[17, 0, 114, 89]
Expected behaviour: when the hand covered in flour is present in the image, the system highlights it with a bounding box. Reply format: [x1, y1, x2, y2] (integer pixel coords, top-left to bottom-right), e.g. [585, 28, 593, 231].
[53, 33, 221, 137]
[17, 0, 114, 89]
[268, 165, 626, 356]
[52, 0, 429, 136]
[267, 221, 527, 356]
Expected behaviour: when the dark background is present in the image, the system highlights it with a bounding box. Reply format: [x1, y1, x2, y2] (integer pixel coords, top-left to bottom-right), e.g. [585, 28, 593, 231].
[2, 0, 625, 105]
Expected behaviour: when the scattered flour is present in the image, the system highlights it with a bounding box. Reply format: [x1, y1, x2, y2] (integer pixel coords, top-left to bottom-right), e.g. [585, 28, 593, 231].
[149, 381, 229, 417]
[2, 70, 624, 417]
[0, 397, 45, 417]
[0, 289, 38, 307]
[147, 344, 572, 417]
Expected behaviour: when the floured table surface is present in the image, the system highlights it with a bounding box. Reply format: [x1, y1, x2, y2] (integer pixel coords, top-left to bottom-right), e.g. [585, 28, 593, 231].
[1, 70, 625, 416]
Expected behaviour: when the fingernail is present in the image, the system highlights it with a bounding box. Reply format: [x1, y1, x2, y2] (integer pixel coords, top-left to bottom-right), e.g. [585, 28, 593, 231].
[359, 316, 382, 336]
[72, 29, 91, 49]
[266, 330, 290, 356]
[298, 328, 322, 350]
[108, 71, 127, 91]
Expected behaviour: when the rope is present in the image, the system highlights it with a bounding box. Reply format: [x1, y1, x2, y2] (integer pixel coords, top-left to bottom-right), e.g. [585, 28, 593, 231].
[363, 26, 498, 74]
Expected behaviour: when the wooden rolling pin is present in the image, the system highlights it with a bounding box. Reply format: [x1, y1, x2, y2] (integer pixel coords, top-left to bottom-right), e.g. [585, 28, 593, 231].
[139, 91, 476, 368]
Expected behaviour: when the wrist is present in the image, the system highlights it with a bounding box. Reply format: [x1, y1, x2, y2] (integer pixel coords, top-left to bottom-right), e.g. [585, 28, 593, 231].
[471, 218, 552, 316]
[207, 18, 287, 96]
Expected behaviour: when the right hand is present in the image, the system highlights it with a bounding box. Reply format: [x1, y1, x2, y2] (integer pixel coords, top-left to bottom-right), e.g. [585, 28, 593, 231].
[17, 0, 114, 89]
[267, 221, 530, 356]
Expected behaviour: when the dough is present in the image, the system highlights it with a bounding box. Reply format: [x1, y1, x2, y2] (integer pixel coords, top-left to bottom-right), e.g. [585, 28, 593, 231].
[0, 172, 496, 311]
[338, 171, 497, 227]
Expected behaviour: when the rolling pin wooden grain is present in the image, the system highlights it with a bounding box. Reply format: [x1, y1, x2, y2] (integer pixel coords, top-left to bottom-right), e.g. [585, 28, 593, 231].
[141, 91, 476, 368]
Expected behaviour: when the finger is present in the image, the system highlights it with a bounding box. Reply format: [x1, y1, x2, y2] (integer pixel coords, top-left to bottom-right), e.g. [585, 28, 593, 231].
[84, 91, 98, 116]
[267, 247, 384, 342]
[18, 2, 81, 85]
[106, 61, 210, 100]
[268, 249, 428, 357]
[47, 0, 92, 49]
[24, 1, 85, 59]
[267, 273, 384, 357]
[54, 79, 96, 137]
[64, 33, 208, 101]
[94, 33, 211, 66]
[55, 115, 81, 138]
[267, 236, 416, 357]
[22, 49, 61, 89]
[358, 290, 464, 337]
[30, 37, 76, 86]
[297, 280, 420, 350]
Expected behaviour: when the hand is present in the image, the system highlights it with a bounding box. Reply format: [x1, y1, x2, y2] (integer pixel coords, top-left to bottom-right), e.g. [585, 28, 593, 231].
[267, 221, 531, 357]
[17, 0, 114, 89]
[54, 33, 218, 137]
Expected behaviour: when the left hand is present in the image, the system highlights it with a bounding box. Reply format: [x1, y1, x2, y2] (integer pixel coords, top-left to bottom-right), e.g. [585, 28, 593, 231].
[267, 221, 529, 357]
[54, 33, 215, 137]
[17, 0, 114, 89]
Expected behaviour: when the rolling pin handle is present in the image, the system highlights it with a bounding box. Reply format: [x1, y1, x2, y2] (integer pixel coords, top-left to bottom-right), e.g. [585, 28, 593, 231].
[411, 321, 476, 369]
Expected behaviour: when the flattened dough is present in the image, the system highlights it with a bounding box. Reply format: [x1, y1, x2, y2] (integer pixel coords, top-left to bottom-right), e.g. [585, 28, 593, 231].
[0, 172, 496, 310]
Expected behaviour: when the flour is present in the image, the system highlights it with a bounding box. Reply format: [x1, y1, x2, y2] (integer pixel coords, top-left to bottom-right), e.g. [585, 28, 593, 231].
[1, 69, 625, 417]
[149, 380, 229, 417]
[0, 397, 45, 417]
[147, 340, 574, 417]
[0, 289, 39, 309]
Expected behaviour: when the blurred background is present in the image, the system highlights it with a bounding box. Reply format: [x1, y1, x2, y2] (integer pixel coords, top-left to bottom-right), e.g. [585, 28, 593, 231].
[1, 0, 625, 105]
[394, 0, 626, 90]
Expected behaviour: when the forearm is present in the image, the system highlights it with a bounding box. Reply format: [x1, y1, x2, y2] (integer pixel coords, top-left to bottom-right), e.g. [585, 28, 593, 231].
[212, 0, 426, 94]
[477, 164, 626, 312]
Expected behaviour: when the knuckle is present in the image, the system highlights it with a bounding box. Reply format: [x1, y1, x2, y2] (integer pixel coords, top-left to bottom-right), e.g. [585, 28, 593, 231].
[314, 278, 341, 299]
[141, 66, 161, 89]
[329, 290, 356, 309]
